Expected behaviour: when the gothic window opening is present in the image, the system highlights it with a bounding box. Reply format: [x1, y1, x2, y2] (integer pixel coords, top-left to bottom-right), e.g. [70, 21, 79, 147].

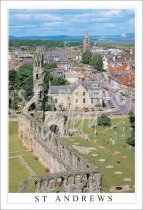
[38, 61, 40, 67]
[39, 91, 42, 99]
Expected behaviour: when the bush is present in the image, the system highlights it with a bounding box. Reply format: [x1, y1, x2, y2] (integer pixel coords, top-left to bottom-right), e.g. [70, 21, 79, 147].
[34, 155, 39, 160]
[126, 134, 135, 147]
[45, 167, 50, 173]
[97, 114, 111, 127]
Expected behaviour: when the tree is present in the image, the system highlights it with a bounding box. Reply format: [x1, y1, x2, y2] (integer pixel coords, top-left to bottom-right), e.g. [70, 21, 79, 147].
[97, 114, 111, 126]
[43, 63, 54, 94]
[126, 134, 135, 147]
[51, 77, 67, 86]
[44, 102, 52, 111]
[82, 51, 92, 64]
[90, 54, 103, 71]
[9, 63, 33, 110]
[16, 63, 33, 99]
[126, 110, 135, 147]
[128, 110, 135, 128]
[9, 70, 17, 90]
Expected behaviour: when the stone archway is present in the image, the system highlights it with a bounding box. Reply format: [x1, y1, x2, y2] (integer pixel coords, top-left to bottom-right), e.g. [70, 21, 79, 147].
[28, 102, 36, 111]
[49, 124, 59, 134]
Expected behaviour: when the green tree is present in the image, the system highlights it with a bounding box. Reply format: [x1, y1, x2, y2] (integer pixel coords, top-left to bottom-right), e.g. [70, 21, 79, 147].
[51, 77, 67, 86]
[126, 110, 135, 147]
[90, 54, 103, 71]
[9, 63, 33, 110]
[82, 51, 92, 64]
[97, 114, 111, 127]
[16, 63, 33, 100]
[44, 102, 52, 111]
[9, 70, 17, 90]
[126, 134, 135, 147]
[43, 63, 55, 94]
[128, 110, 135, 128]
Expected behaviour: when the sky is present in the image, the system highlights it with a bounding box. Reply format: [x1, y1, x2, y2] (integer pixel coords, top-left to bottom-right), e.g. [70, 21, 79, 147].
[9, 9, 135, 37]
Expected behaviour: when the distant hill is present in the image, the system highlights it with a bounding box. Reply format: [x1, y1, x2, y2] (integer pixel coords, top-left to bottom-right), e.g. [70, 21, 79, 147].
[9, 33, 135, 43]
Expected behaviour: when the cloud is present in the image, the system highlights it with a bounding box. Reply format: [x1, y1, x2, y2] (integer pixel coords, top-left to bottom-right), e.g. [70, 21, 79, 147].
[13, 13, 62, 21]
[43, 22, 63, 26]
[9, 9, 135, 36]
[127, 18, 135, 25]
[99, 10, 122, 17]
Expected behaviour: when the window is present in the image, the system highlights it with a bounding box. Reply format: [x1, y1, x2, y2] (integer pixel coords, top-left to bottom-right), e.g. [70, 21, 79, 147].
[83, 98, 86, 103]
[75, 92, 78, 95]
[76, 107, 78, 110]
[91, 98, 94, 104]
[39, 91, 42, 99]
[93, 84, 98, 88]
[93, 91, 99, 97]
[75, 98, 78, 103]
[55, 99, 57, 103]
[83, 92, 85, 96]
[36, 74, 38, 79]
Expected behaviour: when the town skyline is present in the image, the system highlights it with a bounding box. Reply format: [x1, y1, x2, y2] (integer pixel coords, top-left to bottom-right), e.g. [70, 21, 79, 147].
[9, 9, 135, 37]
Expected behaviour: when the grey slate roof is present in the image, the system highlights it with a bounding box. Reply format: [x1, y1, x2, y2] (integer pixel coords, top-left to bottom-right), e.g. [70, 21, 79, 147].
[82, 81, 101, 91]
[48, 80, 102, 95]
[51, 69, 65, 78]
[48, 85, 77, 94]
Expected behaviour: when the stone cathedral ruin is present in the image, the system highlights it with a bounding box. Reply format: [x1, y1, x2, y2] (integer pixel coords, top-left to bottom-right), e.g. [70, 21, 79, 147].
[18, 47, 102, 193]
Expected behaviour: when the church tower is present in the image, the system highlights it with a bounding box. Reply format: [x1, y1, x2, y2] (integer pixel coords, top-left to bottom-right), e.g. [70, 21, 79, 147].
[83, 32, 90, 52]
[33, 47, 44, 111]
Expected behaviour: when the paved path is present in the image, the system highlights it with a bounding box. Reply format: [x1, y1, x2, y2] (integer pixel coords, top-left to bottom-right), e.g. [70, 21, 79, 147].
[9, 155, 36, 176]
[9, 149, 31, 154]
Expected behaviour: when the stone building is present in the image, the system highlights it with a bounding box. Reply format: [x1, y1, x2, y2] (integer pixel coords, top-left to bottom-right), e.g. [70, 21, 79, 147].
[48, 81, 103, 111]
[33, 47, 44, 111]
[83, 32, 90, 52]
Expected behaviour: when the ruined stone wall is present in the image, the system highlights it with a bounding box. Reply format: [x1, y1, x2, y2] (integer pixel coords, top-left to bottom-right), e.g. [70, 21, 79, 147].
[18, 111, 102, 192]
[35, 170, 102, 193]
[18, 114, 33, 150]
[44, 111, 65, 135]
[18, 112, 98, 173]
[20, 170, 102, 193]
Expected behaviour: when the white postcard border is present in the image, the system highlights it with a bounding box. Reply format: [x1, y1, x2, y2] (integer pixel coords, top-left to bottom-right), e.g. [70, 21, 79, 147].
[1, 1, 142, 210]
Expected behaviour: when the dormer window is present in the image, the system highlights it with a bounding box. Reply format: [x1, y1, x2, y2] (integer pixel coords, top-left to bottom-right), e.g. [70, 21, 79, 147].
[93, 84, 98, 88]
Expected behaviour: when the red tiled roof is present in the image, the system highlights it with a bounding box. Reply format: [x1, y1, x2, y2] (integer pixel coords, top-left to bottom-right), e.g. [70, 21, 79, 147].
[108, 63, 131, 74]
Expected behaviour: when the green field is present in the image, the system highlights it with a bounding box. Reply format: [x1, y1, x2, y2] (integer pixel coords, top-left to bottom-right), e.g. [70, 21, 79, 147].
[9, 121, 47, 192]
[64, 117, 135, 192]
[96, 42, 135, 49]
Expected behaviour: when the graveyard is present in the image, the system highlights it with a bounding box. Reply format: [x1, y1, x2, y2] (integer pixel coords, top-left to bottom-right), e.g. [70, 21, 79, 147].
[64, 117, 135, 193]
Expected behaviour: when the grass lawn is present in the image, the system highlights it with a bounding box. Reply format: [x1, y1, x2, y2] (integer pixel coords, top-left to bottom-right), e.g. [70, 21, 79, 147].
[9, 121, 24, 153]
[9, 158, 30, 192]
[9, 121, 47, 192]
[64, 117, 135, 193]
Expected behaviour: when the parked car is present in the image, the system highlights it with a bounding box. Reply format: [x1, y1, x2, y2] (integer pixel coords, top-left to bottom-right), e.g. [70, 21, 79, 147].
[90, 108, 95, 111]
